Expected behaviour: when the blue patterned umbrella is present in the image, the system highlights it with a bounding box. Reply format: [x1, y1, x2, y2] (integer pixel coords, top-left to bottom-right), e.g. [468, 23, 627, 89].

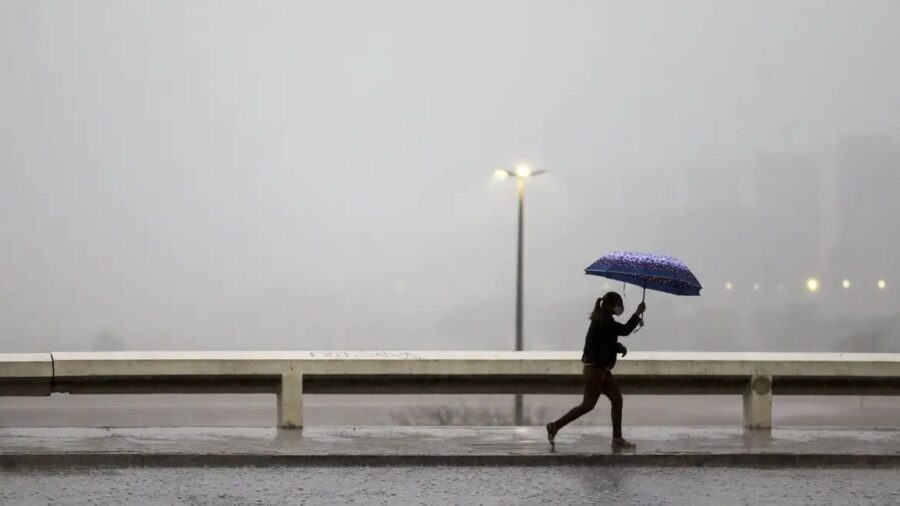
[585, 251, 702, 300]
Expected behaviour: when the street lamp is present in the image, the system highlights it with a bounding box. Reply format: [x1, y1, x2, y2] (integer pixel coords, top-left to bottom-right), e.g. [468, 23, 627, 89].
[495, 164, 547, 426]
[806, 278, 820, 292]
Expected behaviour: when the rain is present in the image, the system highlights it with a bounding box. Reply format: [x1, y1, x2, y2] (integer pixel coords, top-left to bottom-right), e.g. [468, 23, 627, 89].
[1, 1, 899, 504]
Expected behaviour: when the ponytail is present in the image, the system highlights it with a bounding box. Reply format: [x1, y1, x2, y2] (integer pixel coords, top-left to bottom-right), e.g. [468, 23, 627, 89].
[589, 291, 622, 322]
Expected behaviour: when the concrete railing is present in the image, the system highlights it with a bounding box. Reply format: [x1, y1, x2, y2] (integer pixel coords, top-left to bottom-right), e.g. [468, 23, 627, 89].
[2, 351, 899, 430]
[0, 353, 53, 397]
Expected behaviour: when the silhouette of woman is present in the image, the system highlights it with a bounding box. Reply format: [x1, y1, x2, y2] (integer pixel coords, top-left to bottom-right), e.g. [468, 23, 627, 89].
[546, 292, 645, 450]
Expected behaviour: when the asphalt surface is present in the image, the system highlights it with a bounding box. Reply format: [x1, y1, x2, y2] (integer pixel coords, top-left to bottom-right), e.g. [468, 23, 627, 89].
[3, 426, 899, 505]
[2, 466, 899, 505]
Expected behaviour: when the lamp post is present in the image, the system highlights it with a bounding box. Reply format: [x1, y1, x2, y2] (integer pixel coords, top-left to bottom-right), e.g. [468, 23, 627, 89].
[494, 165, 547, 426]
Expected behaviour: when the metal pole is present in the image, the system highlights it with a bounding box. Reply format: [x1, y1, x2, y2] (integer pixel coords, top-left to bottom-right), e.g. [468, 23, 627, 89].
[515, 178, 525, 426]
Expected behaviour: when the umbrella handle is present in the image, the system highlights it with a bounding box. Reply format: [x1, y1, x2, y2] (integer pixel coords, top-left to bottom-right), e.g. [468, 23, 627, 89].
[639, 285, 646, 327]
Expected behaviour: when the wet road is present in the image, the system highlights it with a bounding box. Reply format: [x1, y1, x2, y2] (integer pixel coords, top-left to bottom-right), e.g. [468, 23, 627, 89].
[4, 426, 900, 461]
[2, 466, 898, 506]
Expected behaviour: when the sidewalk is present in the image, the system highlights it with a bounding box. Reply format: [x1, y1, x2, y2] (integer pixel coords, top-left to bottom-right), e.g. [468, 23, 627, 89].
[2, 426, 899, 468]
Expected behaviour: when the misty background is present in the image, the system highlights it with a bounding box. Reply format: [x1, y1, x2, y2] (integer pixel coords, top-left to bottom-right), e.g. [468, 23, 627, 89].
[2, 0, 899, 359]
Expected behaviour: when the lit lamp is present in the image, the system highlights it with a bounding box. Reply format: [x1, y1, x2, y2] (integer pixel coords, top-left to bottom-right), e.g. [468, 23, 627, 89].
[806, 278, 820, 292]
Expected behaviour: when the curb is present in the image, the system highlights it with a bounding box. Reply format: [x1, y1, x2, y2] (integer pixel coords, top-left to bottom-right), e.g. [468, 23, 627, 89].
[3, 453, 899, 469]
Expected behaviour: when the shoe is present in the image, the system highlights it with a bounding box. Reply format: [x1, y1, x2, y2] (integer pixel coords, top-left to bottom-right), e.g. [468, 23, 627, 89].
[611, 437, 636, 450]
[546, 423, 557, 448]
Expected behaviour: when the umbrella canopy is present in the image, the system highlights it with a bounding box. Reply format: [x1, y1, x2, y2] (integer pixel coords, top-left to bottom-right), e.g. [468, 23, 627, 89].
[585, 251, 702, 297]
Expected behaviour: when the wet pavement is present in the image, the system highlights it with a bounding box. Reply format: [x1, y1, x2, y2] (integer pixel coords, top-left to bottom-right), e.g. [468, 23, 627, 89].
[1, 426, 899, 467]
[2, 466, 899, 505]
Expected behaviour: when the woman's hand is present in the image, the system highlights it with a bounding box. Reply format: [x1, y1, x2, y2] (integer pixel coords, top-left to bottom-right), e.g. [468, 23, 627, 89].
[617, 343, 628, 357]
[636, 302, 646, 315]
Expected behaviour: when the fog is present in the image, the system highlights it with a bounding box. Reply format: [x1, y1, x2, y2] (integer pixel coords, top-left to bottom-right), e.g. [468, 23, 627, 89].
[2, 0, 899, 354]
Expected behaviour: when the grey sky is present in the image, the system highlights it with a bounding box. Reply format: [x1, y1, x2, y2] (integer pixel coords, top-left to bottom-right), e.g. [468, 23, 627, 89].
[2, 1, 899, 353]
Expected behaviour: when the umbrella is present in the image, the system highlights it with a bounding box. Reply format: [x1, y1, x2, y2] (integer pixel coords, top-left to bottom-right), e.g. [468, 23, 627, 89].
[585, 251, 702, 326]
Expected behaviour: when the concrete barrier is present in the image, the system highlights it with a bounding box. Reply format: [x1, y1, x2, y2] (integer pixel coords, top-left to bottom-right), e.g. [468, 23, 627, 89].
[3, 351, 899, 430]
[0, 353, 53, 396]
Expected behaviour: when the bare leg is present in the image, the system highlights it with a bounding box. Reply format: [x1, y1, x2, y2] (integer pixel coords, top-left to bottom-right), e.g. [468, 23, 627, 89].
[601, 371, 623, 439]
[602, 372, 634, 449]
[547, 366, 603, 445]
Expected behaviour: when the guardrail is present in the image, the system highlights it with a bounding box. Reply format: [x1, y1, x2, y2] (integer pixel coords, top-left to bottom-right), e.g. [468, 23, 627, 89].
[2, 351, 899, 430]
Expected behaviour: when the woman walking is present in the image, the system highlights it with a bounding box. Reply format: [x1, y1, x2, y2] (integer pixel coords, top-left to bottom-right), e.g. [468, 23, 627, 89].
[546, 292, 645, 450]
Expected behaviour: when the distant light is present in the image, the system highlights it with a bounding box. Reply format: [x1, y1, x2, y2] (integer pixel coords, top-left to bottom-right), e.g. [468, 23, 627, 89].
[878, 279, 887, 290]
[842, 279, 851, 289]
[753, 283, 761, 292]
[515, 164, 533, 178]
[806, 278, 820, 292]
[725, 282, 733, 291]
[493, 169, 510, 180]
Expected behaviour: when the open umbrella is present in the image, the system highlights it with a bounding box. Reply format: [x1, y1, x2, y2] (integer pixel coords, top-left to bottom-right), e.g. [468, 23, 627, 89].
[585, 251, 702, 326]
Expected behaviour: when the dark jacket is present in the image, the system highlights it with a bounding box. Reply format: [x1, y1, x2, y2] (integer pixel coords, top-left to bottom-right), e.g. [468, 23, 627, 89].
[580, 313, 641, 369]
